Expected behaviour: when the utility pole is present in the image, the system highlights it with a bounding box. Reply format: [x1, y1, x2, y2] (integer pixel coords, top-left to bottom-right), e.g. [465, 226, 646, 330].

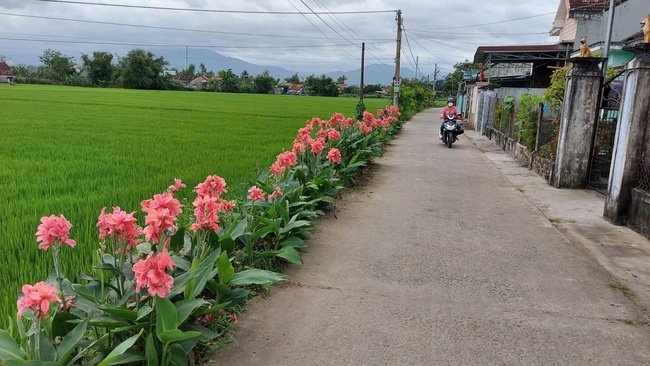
[415, 56, 419, 80]
[360, 42, 365, 102]
[432, 63, 439, 99]
[393, 9, 402, 107]
[602, 0, 616, 78]
[185, 46, 188, 70]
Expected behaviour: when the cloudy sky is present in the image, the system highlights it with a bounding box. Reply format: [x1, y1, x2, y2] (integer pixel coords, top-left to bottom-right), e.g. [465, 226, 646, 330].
[0, 0, 561, 77]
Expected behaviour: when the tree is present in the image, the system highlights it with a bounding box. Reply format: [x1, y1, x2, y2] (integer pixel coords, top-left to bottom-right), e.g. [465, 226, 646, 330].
[179, 63, 196, 77]
[304, 74, 338, 97]
[113, 49, 168, 90]
[39, 49, 75, 83]
[81, 51, 115, 87]
[284, 73, 300, 84]
[217, 69, 240, 93]
[441, 61, 480, 97]
[362, 84, 382, 95]
[253, 70, 276, 94]
[198, 63, 208, 76]
[337, 75, 347, 85]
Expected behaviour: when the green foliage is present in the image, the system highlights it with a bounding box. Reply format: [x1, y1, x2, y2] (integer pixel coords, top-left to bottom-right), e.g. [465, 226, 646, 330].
[113, 49, 168, 90]
[0, 85, 388, 327]
[515, 93, 542, 151]
[39, 49, 76, 84]
[442, 62, 481, 96]
[397, 78, 433, 120]
[542, 66, 568, 113]
[81, 52, 115, 87]
[284, 73, 301, 84]
[217, 69, 240, 93]
[356, 100, 366, 121]
[0, 101, 404, 364]
[304, 74, 339, 97]
[253, 71, 276, 94]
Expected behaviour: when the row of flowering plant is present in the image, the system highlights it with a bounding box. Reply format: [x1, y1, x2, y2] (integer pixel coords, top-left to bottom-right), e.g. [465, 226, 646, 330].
[0, 106, 402, 365]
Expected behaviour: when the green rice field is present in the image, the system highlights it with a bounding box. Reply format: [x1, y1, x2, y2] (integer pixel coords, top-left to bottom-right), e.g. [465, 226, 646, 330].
[0, 84, 389, 326]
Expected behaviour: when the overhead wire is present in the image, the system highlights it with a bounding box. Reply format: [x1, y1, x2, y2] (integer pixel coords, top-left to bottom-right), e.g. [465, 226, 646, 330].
[0, 11, 391, 41]
[30, 0, 397, 14]
[308, 0, 393, 74]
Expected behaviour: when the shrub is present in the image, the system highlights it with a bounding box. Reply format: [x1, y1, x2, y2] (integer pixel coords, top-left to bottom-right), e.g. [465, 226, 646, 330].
[0, 106, 404, 365]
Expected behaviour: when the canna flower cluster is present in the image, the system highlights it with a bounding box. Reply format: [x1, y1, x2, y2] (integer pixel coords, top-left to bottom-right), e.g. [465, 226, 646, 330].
[35, 214, 76, 251]
[269, 151, 298, 175]
[268, 186, 283, 200]
[97, 206, 143, 252]
[247, 186, 266, 201]
[326, 148, 342, 164]
[190, 175, 235, 233]
[132, 248, 175, 298]
[17, 282, 61, 319]
[141, 192, 183, 245]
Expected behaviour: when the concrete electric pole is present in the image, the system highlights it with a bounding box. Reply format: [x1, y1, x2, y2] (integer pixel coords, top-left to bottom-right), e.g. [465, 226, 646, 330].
[393, 10, 402, 107]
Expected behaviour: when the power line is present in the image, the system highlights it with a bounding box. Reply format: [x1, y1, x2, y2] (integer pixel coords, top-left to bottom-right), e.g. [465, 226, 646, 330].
[0, 36, 369, 50]
[308, 0, 393, 74]
[417, 12, 556, 31]
[0, 11, 394, 41]
[30, 0, 396, 14]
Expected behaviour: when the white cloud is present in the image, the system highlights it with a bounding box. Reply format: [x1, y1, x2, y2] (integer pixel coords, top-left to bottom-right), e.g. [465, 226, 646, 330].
[0, 0, 560, 76]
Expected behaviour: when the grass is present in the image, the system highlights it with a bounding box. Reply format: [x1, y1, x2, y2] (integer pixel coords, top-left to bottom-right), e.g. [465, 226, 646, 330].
[0, 84, 390, 327]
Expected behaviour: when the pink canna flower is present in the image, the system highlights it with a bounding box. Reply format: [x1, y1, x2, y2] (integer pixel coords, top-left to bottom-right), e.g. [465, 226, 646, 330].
[141, 193, 183, 245]
[326, 128, 340, 141]
[328, 112, 345, 128]
[17, 282, 61, 319]
[141, 193, 183, 218]
[97, 206, 143, 252]
[327, 148, 342, 164]
[309, 137, 326, 154]
[190, 195, 222, 232]
[227, 314, 238, 325]
[133, 248, 175, 298]
[269, 186, 283, 200]
[142, 208, 176, 244]
[247, 186, 266, 201]
[344, 117, 354, 128]
[195, 175, 228, 198]
[36, 214, 76, 251]
[292, 140, 306, 154]
[316, 129, 327, 139]
[168, 178, 186, 193]
[269, 162, 285, 175]
[377, 108, 385, 116]
[277, 151, 297, 167]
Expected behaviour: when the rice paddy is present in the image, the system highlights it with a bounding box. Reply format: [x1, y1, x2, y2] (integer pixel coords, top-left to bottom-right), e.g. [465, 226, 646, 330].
[0, 84, 389, 326]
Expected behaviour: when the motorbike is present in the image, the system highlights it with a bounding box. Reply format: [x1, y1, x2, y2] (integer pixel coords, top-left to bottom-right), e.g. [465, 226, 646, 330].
[441, 114, 461, 148]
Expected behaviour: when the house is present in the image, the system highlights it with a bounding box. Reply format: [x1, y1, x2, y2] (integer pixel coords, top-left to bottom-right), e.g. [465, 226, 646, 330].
[285, 83, 308, 95]
[171, 75, 194, 87]
[0, 61, 15, 83]
[550, 0, 645, 67]
[473, 44, 569, 88]
[190, 75, 210, 89]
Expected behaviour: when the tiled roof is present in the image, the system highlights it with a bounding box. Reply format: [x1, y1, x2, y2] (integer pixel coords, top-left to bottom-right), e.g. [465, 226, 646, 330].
[0, 61, 14, 75]
[569, 0, 626, 13]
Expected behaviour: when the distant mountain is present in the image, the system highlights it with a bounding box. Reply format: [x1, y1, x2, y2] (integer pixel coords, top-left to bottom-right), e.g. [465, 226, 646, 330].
[150, 48, 416, 86]
[5, 46, 417, 86]
[148, 48, 298, 82]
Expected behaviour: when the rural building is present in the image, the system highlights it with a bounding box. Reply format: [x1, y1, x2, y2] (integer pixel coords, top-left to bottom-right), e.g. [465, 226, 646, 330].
[190, 75, 210, 89]
[284, 83, 308, 95]
[0, 61, 15, 83]
[551, 0, 645, 66]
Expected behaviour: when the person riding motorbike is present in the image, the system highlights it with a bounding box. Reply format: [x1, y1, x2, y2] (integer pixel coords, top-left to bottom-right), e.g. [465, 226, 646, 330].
[439, 98, 464, 140]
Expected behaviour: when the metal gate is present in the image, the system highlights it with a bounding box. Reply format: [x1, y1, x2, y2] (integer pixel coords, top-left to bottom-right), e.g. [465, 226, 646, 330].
[587, 77, 623, 194]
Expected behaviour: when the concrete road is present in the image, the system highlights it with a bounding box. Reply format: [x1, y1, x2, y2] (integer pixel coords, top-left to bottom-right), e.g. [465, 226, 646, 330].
[207, 108, 650, 365]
